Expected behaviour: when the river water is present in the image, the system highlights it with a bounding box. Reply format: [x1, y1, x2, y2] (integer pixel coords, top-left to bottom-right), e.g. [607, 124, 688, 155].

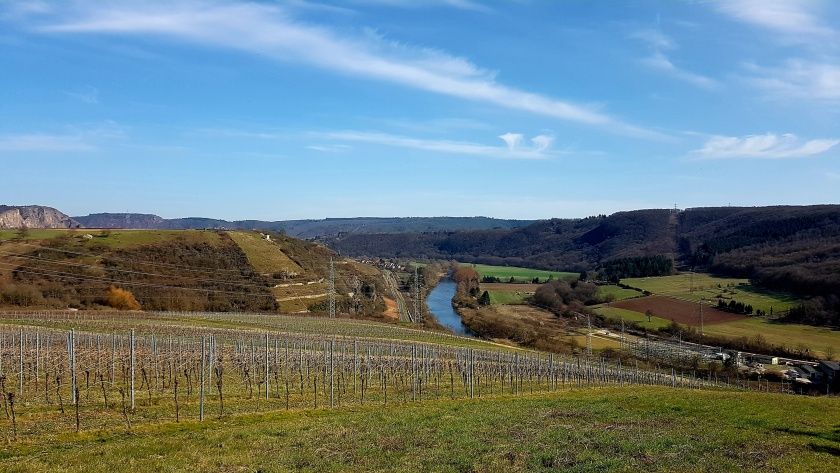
[426, 280, 473, 337]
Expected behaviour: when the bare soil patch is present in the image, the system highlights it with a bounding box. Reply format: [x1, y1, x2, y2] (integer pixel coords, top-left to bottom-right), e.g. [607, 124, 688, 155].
[383, 297, 399, 319]
[610, 295, 744, 326]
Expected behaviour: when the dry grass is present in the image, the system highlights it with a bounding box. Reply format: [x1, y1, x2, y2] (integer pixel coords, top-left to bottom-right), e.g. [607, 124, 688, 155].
[227, 231, 302, 275]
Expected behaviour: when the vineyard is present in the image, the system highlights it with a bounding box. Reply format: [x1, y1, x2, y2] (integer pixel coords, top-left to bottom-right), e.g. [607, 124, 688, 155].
[0, 311, 730, 440]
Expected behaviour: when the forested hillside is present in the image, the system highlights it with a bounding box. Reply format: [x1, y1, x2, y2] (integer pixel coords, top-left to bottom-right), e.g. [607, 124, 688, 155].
[330, 209, 677, 271]
[72, 213, 531, 238]
[330, 205, 840, 325]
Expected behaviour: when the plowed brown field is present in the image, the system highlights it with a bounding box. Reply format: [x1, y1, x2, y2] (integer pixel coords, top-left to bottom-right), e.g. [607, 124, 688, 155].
[609, 295, 744, 326]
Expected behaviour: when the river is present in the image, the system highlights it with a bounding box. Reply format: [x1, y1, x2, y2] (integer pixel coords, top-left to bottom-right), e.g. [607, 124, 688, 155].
[426, 280, 473, 337]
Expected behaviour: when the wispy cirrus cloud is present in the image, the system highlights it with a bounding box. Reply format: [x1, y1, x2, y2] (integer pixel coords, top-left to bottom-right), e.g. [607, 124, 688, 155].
[318, 130, 558, 159]
[710, 1, 839, 104]
[0, 122, 125, 153]
[0, 133, 94, 152]
[713, 0, 836, 41]
[742, 59, 840, 102]
[691, 133, 839, 160]
[12, 0, 661, 138]
[306, 143, 352, 153]
[347, 0, 490, 12]
[65, 85, 99, 104]
[630, 28, 677, 51]
[642, 51, 719, 90]
[632, 28, 718, 90]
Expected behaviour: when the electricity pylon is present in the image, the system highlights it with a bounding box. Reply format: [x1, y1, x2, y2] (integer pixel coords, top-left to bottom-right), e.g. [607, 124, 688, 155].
[413, 266, 423, 323]
[328, 258, 336, 319]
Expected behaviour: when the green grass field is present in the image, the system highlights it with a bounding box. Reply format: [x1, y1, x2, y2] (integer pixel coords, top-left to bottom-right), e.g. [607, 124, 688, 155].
[568, 333, 622, 350]
[596, 284, 642, 302]
[1, 387, 836, 472]
[0, 229, 71, 241]
[622, 273, 798, 314]
[479, 283, 537, 305]
[593, 305, 673, 330]
[615, 274, 838, 357]
[462, 263, 577, 283]
[488, 290, 528, 305]
[595, 304, 840, 358]
[701, 318, 840, 358]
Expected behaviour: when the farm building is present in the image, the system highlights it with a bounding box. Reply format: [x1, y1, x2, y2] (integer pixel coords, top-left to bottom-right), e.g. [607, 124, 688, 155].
[818, 361, 840, 393]
[750, 354, 779, 365]
[799, 365, 818, 380]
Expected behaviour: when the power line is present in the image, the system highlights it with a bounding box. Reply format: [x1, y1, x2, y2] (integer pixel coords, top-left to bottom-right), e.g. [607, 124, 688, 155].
[0, 262, 276, 298]
[0, 250, 273, 290]
[414, 266, 422, 324]
[328, 258, 336, 318]
[6, 242, 253, 276]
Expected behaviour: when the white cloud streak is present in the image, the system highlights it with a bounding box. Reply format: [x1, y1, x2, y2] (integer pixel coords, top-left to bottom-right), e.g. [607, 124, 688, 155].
[348, 0, 490, 12]
[711, 1, 838, 104]
[65, 85, 99, 104]
[630, 29, 676, 50]
[0, 133, 95, 152]
[692, 133, 839, 160]
[742, 59, 840, 102]
[306, 143, 352, 153]
[632, 28, 718, 90]
[17, 1, 661, 138]
[319, 130, 558, 159]
[0, 122, 125, 153]
[642, 51, 719, 90]
[713, 0, 836, 40]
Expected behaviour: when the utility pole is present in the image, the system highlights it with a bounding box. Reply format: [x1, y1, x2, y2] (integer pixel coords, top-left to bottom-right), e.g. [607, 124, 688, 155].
[699, 299, 704, 336]
[414, 266, 422, 324]
[586, 314, 592, 357]
[328, 258, 336, 319]
[620, 318, 625, 352]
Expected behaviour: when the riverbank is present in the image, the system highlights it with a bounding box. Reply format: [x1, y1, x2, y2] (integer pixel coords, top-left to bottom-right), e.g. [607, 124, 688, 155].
[426, 279, 473, 336]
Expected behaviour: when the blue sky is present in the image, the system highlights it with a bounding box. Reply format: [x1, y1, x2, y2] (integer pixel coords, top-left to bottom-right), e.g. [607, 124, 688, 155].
[1, 0, 839, 220]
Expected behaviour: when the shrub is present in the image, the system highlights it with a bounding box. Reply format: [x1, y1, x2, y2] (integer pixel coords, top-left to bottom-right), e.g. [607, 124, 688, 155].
[106, 287, 141, 311]
[0, 284, 44, 306]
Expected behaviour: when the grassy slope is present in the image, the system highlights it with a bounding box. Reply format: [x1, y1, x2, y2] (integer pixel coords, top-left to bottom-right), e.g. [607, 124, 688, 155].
[479, 283, 537, 306]
[463, 263, 577, 282]
[617, 275, 839, 357]
[594, 305, 673, 331]
[489, 290, 528, 305]
[701, 318, 840, 355]
[596, 285, 642, 302]
[623, 274, 798, 313]
[227, 231, 303, 274]
[0, 229, 221, 248]
[1, 387, 837, 472]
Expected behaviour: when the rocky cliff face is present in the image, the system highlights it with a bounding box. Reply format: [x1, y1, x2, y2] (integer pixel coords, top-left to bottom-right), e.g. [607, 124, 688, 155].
[0, 205, 80, 229]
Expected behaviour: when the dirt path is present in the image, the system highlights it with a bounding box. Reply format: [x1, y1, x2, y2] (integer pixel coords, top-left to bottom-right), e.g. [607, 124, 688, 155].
[275, 293, 327, 302]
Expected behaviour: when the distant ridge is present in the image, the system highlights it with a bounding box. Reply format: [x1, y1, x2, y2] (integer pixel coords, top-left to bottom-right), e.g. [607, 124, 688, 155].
[70, 213, 533, 238]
